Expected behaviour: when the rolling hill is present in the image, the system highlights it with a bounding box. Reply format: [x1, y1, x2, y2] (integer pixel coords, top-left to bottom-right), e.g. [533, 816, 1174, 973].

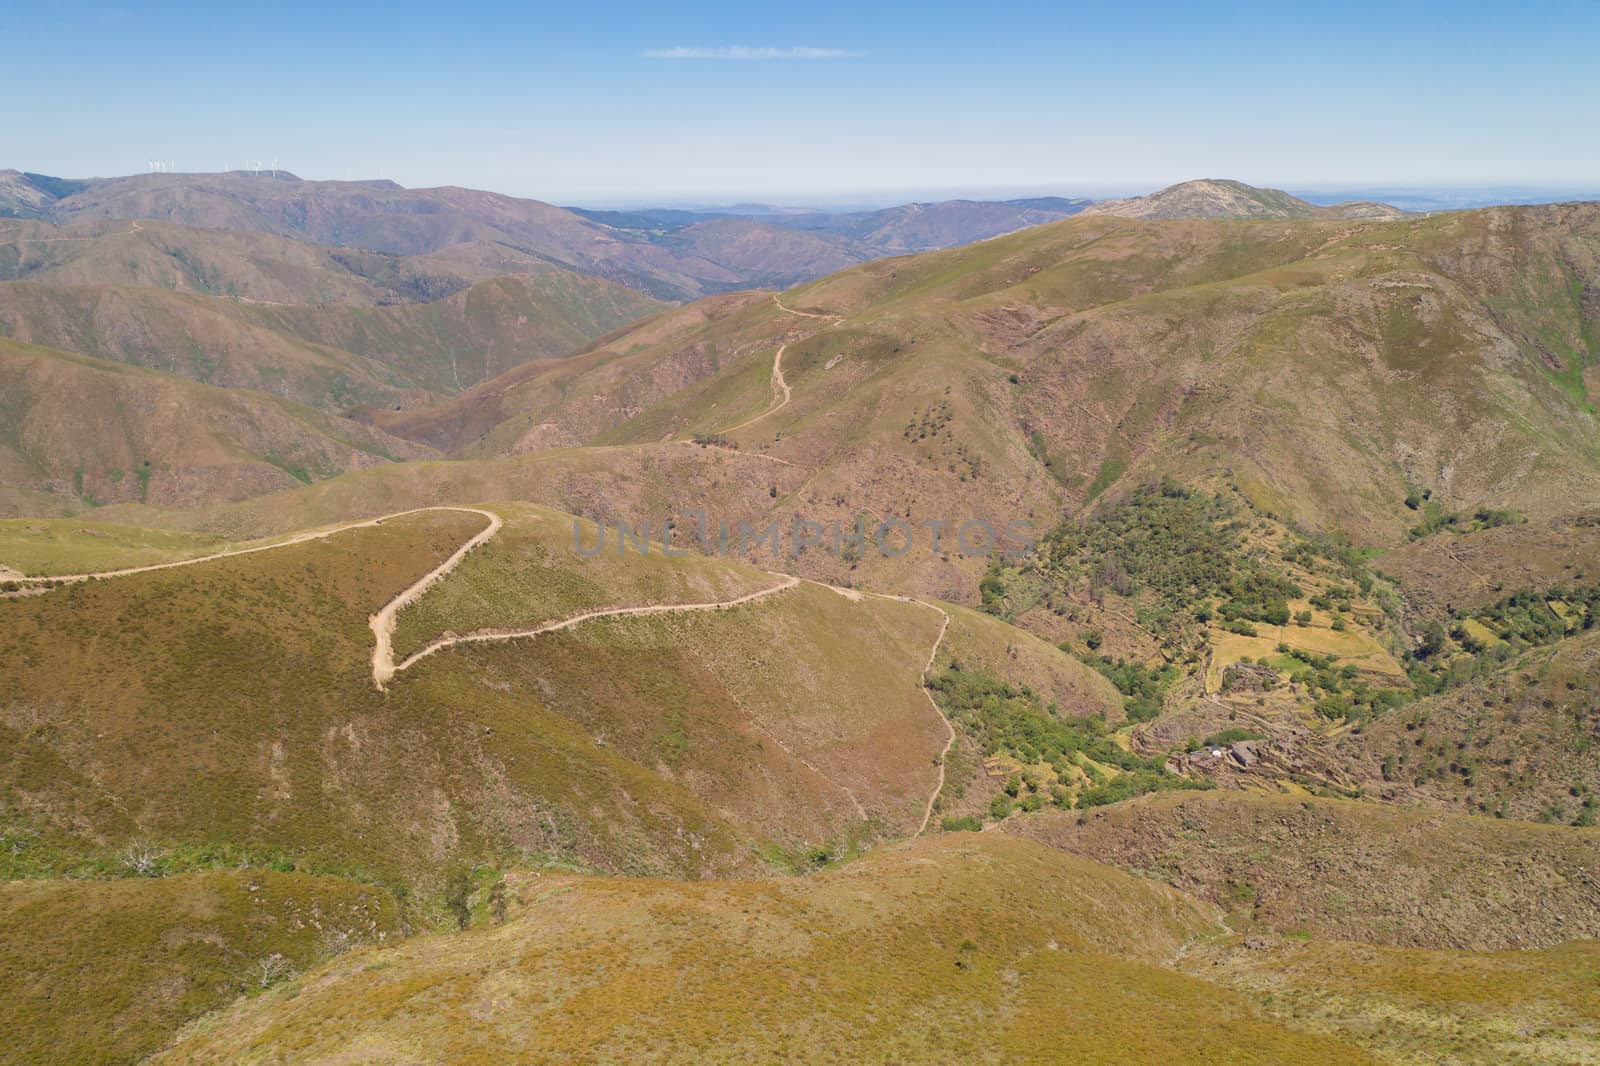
[0, 505, 963, 884]
[145, 835, 1373, 1065]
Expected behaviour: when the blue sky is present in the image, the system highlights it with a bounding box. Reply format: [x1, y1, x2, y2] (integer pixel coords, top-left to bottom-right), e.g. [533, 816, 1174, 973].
[8, 1, 1599, 205]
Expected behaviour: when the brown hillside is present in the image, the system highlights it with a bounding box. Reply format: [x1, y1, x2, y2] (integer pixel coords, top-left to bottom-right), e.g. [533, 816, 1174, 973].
[381, 206, 1599, 602]
[1005, 790, 1600, 949]
[0, 338, 433, 514]
[0, 273, 662, 407]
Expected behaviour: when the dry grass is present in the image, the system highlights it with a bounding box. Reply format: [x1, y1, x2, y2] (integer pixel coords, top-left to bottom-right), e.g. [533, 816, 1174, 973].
[1185, 936, 1600, 1065]
[152, 835, 1373, 1065]
[390, 501, 778, 658]
[0, 870, 401, 1066]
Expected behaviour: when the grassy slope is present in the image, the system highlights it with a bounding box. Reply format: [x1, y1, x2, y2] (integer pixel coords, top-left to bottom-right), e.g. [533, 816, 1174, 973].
[1004, 790, 1600, 950]
[0, 510, 488, 879]
[399, 579, 946, 837]
[0, 517, 233, 575]
[389, 502, 779, 658]
[1, 506, 949, 881]
[1184, 936, 1600, 1066]
[0, 871, 401, 1066]
[152, 835, 1372, 1065]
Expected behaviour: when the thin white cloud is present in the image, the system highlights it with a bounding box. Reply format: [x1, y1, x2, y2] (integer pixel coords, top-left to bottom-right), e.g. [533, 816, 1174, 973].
[643, 46, 863, 61]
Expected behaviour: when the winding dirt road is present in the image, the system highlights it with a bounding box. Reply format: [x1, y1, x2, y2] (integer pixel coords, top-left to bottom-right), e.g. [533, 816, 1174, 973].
[720, 341, 793, 434]
[907, 600, 954, 836]
[772, 293, 844, 324]
[715, 294, 846, 436]
[0, 219, 144, 244]
[8, 502, 957, 838]
[386, 571, 801, 683]
[368, 507, 502, 689]
[3, 505, 483, 587]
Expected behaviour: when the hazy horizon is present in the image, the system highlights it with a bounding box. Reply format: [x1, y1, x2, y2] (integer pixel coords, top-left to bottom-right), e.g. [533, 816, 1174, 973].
[10, 164, 1599, 216]
[7, 1, 1599, 203]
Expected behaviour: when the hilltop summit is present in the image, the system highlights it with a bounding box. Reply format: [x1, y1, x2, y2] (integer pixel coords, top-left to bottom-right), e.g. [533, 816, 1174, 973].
[1083, 178, 1408, 221]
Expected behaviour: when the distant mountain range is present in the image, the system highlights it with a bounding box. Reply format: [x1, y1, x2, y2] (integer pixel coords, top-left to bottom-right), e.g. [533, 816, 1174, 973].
[5, 169, 1591, 522]
[569, 196, 1094, 255]
[0, 170, 1433, 302]
[0, 170, 1093, 300]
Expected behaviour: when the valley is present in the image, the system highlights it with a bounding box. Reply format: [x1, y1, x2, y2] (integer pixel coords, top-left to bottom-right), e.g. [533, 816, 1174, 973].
[1, 167, 1597, 1065]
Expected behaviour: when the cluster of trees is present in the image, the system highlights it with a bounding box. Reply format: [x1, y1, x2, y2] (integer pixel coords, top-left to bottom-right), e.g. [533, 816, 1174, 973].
[1078, 654, 1177, 723]
[1407, 505, 1521, 541]
[1403, 585, 1596, 703]
[987, 483, 1304, 646]
[928, 665, 1148, 771]
[928, 665, 1201, 820]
